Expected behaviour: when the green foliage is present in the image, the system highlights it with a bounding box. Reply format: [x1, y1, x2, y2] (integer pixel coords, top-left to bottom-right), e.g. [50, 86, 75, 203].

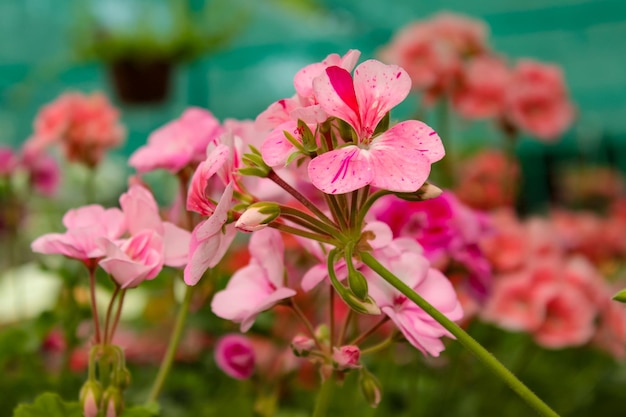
[72, 0, 247, 64]
[12, 393, 82, 417]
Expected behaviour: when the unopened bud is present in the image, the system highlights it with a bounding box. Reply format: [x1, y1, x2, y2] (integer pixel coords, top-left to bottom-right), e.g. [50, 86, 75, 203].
[341, 290, 381, 316]
[347, 268, 368, 301]
[359, 367, 383, 408]
[333, 346, 361, 371]
[291, 335, 316, 357]
[394, 182, 443, 202]
[79, 380, 102, 417]
[101, 386, 123, 417]
[235, 202, 280, 232]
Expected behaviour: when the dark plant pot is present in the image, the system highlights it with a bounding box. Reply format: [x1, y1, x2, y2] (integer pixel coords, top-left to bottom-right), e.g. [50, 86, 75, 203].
[109, 59, 173, 105]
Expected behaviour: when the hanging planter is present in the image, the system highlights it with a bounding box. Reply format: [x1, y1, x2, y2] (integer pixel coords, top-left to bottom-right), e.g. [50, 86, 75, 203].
[109, 59, 173, 105]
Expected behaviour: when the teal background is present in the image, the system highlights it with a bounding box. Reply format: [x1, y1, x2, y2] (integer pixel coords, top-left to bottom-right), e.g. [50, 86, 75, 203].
[1, 0, 625, 209]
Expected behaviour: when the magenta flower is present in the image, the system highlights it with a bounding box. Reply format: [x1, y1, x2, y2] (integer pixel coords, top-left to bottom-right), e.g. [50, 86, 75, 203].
[129, 107, 223, 174]
[365, 250, 463, 356]
[214, 334, 255, 380]
[211, 228, 296, 331]
[31, 205, 126, 262]
[308, 60, 444, 194]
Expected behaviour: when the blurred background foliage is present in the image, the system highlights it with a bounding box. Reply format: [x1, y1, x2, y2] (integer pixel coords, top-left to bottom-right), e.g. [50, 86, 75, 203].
[1, 0, 625, 210]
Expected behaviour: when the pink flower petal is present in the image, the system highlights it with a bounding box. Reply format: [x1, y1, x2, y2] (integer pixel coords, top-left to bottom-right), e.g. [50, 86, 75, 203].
[307, 145, 372, 194]
[353, 60, 412, 134]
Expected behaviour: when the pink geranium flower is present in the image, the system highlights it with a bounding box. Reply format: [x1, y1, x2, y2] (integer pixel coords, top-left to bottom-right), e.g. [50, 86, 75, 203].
[365, 248, 463, 356]
[26, 91, 125, 168]
[214, 334, 256, 380]
[129, 107, 223, 174]
[211, 228, 296, 331]
[453, 55, 510, 120]
[505, 59, 575, 141]
[184, 183, 237, 285]
[307, 60, 444, 194]
[97, 185, 191, 287]
[31, 205, 126, 262]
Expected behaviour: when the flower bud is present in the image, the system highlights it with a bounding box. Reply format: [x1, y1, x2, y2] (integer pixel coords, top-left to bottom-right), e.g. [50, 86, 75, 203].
[359, 367, 383, 408]
[79, 380, 102, 417]
[291, 335, 316, 357]
[333, 345, 361, 370]
[394, 182, 443, 202]
[613, 288, 626, 304]
[341, 290, 381, 316]
[235, 202, 280, 232]
[215, 334, 255, 380]
[101, 386, 123, 417]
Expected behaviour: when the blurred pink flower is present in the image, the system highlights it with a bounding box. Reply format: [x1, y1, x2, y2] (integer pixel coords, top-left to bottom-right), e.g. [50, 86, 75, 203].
[453, 56, 510, 119]
[186, 144, 230, 216]
[214, 334, 256, 380]
[332, 345, 361, 370]
[211, 228, 296, 331]
[455, 150, 519, 211]
[307, 60, 444, 194]
[129, 107, 223, 174]
[505, 59, 575, 141]
[27, 91, 125, 167]
[0, 147, 18, 176]
[21, 148, 61, 196]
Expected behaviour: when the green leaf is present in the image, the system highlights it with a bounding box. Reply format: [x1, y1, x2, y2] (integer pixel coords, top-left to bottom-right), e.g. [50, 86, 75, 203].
[13, 393, 82, 417]
[121, 403, 160, 417]
[612, 288, 626, 303]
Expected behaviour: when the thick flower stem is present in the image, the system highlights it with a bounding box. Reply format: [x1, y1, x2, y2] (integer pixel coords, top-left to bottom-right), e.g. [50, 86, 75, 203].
[146, 283, 194, 405]
[312, 374, 334, 417]
[360, 252, 560, 417]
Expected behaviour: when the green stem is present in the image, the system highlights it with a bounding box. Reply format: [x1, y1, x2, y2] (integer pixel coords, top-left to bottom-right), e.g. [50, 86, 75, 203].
[349, 316, 389, 346]
[360, 252, 560, 417]
[268, 170, 336, 226]
[312, 375, 334, 417]
[87, 265, 102, 344]
[146, 284, 194, 404]
[361, 335, 394, 355]
[269, 223, 337, 245]
[103, 284, 121, 345]
[290, 300, 325, 352]
[279, 205, 342, 239]
[356, 190, 392, 229]
[109, 289, 127, 343]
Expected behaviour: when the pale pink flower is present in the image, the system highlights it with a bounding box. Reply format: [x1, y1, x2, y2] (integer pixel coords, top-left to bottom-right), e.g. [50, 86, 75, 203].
[332, 345, 361, 370]
[129, 107, 223, 173]
[98, 231, 164, 288]
[365, 249, 463, 356]
[31, 205, 126, 262]
[211, 228, 296, 331]
[214, 334, 256, 380]
[184, 183, 237, 285]
[428, 12, 489, 56]
[453, 56, 510, 119]
[307, 59, 444, 194]
[505, 59, 575, 141]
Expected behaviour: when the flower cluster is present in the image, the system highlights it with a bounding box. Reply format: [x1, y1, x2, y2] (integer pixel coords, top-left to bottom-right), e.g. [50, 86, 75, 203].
[26, 91, 125, 168]
[380, 12, 575, 140]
